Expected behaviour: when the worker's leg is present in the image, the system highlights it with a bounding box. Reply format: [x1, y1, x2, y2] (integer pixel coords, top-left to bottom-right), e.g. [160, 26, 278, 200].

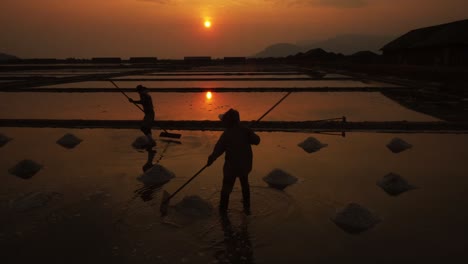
[141, 113, 155, 145]
[238, 172, 251, 214]
[220, 167, 236, 214]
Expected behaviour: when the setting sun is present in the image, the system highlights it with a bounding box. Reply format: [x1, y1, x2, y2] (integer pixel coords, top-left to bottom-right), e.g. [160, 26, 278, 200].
[204, 20, 212, 28]
[206, 91, 212, 99]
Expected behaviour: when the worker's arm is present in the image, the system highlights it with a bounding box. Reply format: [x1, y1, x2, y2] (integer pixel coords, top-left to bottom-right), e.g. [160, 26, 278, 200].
[207, 133, 226, 166]
[248, 129, 260, 145]
[129, 98, 142, 104]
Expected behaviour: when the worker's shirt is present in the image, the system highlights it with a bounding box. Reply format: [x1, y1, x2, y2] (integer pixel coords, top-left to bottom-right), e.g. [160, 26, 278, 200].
[210, 125, 260, 173]
[135, 92, 154, 115]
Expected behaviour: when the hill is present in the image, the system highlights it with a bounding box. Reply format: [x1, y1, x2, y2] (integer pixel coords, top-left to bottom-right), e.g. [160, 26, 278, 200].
[253, 34, 393, 58]
[0, 52, 19, 61]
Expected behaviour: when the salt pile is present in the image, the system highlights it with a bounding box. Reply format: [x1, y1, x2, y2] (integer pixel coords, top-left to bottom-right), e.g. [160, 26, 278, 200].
[8, 159, 43, 179]
[9, 192, 62, 211]
[132, 136, 152, 150]
[56, 133, 82, 149]
[174, 195, 213, 218]
[263, 169, 298, 190]
[377, 173, 416, 196]
[386, 137, 412, 153]
[331, 203, 381, 234]
[298, 137, 328, 153]
[137, 164, 175, 185]
[0, 133, 12, 147]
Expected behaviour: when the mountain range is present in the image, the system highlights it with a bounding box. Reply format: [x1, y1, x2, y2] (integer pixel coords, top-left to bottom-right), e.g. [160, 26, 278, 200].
[0, 52, 19, 61]
[253, 34, 393, 58]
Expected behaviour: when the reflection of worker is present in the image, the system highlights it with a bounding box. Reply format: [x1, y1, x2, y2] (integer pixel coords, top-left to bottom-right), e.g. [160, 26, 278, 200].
[142, 148, 157, 173]
[137, 148, 159, 202]
[207, 109, 260, 215]
[214, 215, 254, 263]
[129, 85, 156, 147]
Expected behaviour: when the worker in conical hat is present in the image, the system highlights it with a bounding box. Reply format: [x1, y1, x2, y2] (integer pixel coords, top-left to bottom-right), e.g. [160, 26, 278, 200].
[207, 108, 261, 215]
[129, 85, 156, 148]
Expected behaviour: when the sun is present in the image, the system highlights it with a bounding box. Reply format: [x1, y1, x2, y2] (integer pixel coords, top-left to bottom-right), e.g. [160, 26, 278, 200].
[204, 20, 212, 28]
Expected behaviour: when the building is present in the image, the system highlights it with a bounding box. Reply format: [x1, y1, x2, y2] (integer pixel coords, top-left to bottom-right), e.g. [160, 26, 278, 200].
[91, 57, 122, 64]
[21, 58, 58, 64]
[184, 56, 211, 62]
[381, 19, 468, 66]
[223, 57, 246, 64]
[129, 57, 158, 63]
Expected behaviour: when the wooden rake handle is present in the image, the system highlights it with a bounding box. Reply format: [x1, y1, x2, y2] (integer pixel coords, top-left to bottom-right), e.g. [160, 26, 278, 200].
[109, 80, 144, 113]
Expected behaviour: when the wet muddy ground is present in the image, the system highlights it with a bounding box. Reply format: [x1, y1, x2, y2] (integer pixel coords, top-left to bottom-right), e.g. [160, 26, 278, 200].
[1, 65, 468, 263]
[1, 128, 468, 263]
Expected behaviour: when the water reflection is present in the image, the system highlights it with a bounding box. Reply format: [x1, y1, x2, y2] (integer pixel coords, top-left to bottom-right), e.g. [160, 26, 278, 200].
[0, 92, 439, 122]
[116, 147, 165, 224]
[135, 140, 178, 202]
[142, 148, 156, 172]
[214, 215, 255, 264]
[135, 148, 160, 202]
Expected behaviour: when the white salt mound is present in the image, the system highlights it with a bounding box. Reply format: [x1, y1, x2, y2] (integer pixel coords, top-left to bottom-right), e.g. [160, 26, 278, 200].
[138, 164, 175, 185]
[263, 169, 298, 190]
[8, 159, 43, 179]
[298, 137, 328, 153]
[332, 203, 381, 234]
[386, 137, 412, 153]
[56, 133, 82, 149]
[10, 192, 62, 211]
[132, 136, 151, 149]
[0, 133, 12, 147]
[377, 173, 416, 196]
[174, 195, 213, 218]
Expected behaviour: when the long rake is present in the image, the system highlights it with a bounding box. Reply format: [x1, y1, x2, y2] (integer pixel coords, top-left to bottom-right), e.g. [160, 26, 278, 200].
[159, 91, 293, 216]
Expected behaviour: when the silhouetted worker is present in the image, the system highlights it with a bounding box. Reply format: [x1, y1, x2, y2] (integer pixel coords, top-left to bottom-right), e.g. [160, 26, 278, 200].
[207, 108, 260, 215]
[129, 85, 156, 147]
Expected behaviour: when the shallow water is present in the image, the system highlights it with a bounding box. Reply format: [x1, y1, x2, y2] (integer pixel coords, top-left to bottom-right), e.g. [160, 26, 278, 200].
[111, 74, 313, 79]
[148, 71, 303, 75]
[1, 128, 468, 263]
[0, 92, 438, 121]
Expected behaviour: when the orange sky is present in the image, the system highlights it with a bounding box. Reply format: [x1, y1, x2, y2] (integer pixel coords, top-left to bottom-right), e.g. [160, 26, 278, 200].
[1, 0, 467, 58]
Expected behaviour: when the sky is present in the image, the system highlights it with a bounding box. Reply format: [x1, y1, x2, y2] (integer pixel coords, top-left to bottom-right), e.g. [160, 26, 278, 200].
[1, 0, 467, 59]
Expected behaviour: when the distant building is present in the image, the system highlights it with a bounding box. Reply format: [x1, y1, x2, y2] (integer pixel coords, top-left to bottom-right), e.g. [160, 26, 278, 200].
[184, 56, 211, 62]
[21, 58, 57, 64]
[381, 19, 468, 66]
[91, 57, 122, 64]
[223, 57, 246, 64]
[129, 57, 158, 63]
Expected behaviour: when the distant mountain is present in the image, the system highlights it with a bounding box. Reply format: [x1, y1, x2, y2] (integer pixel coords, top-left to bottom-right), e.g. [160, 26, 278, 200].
[291, 48, 345, 61]
[303, 34, 393, 55]
[348, 50, 381, 63]
[253, 43, 304, 58]
[0, 52, 19, 61]
[253, 34, 393, 58]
